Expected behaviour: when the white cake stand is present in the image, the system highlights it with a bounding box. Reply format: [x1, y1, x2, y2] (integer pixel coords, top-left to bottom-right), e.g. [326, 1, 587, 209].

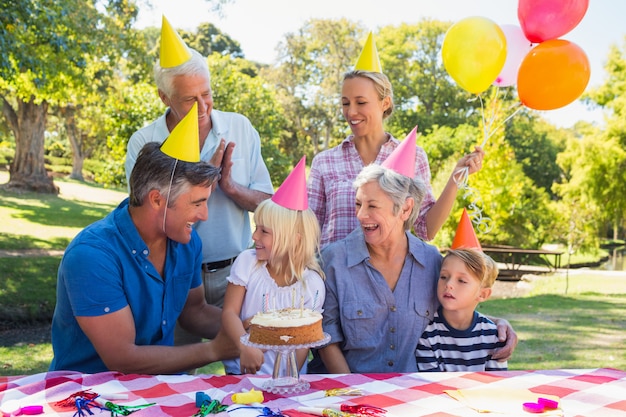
[240, 333, 331, 394]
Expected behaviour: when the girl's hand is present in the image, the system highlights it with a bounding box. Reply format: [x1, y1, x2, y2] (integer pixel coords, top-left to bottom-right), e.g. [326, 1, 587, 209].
[242, 317, 253, 332]
[240, 345, 264, 374]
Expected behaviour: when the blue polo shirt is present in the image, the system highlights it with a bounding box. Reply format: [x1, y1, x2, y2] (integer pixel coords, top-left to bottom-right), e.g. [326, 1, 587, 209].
[50, 198, 202, 373]
[321, 227, 442, 373]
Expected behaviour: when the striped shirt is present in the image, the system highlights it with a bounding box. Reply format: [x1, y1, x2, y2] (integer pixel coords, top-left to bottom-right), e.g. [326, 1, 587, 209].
[308, 134, 436, 248]
[415, 307, 507, 372]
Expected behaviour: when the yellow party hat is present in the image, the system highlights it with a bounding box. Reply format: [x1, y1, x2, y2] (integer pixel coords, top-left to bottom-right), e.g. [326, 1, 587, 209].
[354, 32, 382, 73]
[160, 103, 200, 162]
[160, 15, 192, 68]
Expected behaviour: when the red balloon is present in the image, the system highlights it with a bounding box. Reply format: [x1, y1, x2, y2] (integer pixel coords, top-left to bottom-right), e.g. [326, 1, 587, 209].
[517, 39, 590, 111]
[518, 0, 589, 43]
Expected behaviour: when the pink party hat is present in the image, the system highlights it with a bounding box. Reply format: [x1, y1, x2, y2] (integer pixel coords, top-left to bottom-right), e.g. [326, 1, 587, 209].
[451, 208, 482, 250]
[382, 126, 418, 177]
[271, 156, 308, 210]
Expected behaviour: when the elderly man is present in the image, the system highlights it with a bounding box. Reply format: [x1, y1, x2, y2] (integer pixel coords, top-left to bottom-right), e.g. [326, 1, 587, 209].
[125, 20, 273, 322]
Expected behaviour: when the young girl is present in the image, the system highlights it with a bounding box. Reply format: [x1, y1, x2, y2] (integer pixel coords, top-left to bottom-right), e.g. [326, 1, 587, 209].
[221, 157, 326, 375]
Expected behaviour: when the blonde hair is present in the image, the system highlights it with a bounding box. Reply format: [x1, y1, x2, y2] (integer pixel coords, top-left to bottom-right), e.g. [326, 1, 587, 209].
[444, 248, 499, 288]
[343, 70, 394, 119]
[482, 254, 499, 288]
[253, 199, 325, 284]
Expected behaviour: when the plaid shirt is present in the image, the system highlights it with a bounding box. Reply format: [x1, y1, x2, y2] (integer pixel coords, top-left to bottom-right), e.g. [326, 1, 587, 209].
[308, 134, 436, 248]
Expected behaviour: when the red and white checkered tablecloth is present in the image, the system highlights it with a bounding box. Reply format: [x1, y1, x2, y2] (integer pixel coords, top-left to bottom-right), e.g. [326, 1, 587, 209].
[1, 368, 626, 417]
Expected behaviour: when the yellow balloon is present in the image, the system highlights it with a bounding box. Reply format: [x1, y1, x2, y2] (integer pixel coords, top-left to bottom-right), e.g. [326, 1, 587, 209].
[442, 16, 507, 94]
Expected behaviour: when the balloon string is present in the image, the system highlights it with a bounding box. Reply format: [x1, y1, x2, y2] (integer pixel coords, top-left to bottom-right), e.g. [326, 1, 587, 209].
[480, 103, 524, 148]
[454, 88, 521, 235]
[477, 88, 524, 148]
[452, 169, 494, 235]
[463, 186, 494, 234]
[162, 159, 178, 232]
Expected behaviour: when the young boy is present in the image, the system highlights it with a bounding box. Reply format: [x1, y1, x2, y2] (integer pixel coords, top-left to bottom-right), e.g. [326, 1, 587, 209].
[415, 248, 507, 371]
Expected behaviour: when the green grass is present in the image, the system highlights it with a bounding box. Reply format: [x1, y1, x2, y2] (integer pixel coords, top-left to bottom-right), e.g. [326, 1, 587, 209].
[1, 170, 625, 376]
[480, 273, 626, 370]
[1, 344, 53, 376]
[0, 171, 124, 323]
[0, 176, 122, 249]
[0, 257, 60, 322]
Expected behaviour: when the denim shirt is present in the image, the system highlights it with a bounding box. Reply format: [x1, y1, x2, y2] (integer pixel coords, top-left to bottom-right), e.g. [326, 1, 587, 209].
[321, 227, 442, 373]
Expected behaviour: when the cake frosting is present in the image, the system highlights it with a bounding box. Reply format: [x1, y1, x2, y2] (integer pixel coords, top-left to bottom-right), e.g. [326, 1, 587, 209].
[248, 308, 323, 345]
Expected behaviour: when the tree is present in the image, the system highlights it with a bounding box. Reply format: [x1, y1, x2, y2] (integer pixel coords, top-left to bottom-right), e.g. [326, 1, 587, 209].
[0, 0, 140, 193]
[503, 110, 566, 196]
[377, 21, 482, 137]
[583, 37, 626, 240]
[267, 19, 362, 160]
[182, 22, 244, 59]
[553, 127, 605, 249]
[100, 80, 164, 188]
[426, 97, 556, 250]
[208, 53, 291, 185]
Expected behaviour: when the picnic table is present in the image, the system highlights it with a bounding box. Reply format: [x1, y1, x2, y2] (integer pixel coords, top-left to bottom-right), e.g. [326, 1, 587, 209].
[482, 245, 564, 280]
[2, 368, 626, 416]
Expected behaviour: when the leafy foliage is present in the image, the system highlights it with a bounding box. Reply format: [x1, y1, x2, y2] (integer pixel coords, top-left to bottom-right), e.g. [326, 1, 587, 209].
[2, 8, 623, 247]
[0, 0, 139, 102]
[0, 0, 146, 191]
[266, 19, 362, 158]
[574, 37, 626, 240]
[209, 53, 291, 185]
[99, 80, 164, 188]
[428, 124, 555, 249]
[504, 111, 565, 196]
[377, 21, 481, 136]
[182, 22, 244, 58]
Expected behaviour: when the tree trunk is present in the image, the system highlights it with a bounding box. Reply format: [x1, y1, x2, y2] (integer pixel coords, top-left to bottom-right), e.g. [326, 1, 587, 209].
[5, 97, 58, 194]
[60, 105, 85, 181]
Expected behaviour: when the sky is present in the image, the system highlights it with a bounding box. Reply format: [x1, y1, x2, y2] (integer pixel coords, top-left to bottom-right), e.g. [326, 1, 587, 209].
[136, 0, 626, 128]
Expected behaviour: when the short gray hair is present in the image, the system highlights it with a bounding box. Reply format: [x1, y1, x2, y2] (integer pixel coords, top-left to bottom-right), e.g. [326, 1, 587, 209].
[154, 48, 211, 98]
[129, 142, 220, 207]
[354, 164, 425, 230]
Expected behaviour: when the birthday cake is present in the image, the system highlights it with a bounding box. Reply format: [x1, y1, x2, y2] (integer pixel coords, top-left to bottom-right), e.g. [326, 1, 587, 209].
[248, 308, 323, 346]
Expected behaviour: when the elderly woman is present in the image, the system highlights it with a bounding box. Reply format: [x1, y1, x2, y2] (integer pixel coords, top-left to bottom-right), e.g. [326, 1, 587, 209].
[316, 164, 515, 373]
[308, 70, 484, 249]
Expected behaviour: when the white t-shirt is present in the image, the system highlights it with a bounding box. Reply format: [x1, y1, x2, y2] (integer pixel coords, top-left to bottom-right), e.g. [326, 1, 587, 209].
[222, 249, 326, 376]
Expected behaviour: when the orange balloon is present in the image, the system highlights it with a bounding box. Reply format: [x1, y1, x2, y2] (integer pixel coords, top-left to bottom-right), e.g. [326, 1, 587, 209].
[517, 39, 590, 111]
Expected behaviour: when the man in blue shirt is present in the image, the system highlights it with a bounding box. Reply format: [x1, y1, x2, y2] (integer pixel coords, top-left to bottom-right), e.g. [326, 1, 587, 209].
[50, 110, 236, 373]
